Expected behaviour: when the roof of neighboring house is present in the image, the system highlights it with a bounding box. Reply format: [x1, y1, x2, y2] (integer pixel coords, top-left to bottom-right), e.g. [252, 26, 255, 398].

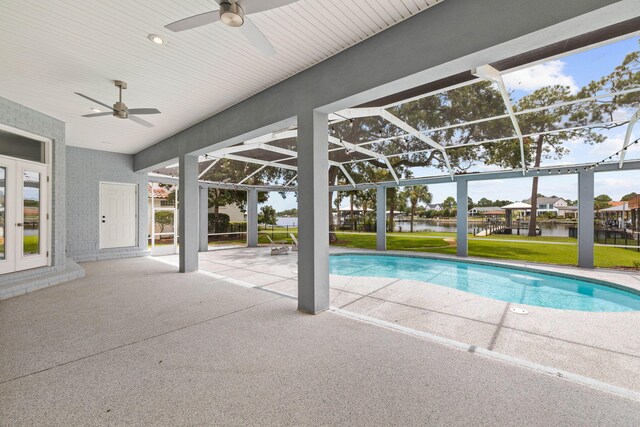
[557, 205, 578, 211]
[470, 206, 503, 212]
[501, 202, 532, 210]
[523, 197, 565, 205]
[608, 201, 626, 207]
[598, 202, 629, 212]
[148, 185, 169, 199]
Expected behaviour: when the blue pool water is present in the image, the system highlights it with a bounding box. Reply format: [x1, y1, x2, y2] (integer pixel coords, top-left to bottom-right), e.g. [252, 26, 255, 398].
[329, 254, 640, 312]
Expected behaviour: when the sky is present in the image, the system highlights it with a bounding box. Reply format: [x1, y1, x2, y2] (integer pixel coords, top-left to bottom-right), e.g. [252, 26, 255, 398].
[262, 36, 640, 212]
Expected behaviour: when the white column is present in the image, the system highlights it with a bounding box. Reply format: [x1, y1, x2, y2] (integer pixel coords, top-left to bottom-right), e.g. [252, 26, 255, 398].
[199, 186, 209, 252]
[247, 188, 258, 247]
[578, 170, 595, 268]
[297, 109, 330, 314]
[376, 185, 386, 251]
[456, 179, 468, 257]
[179, 154, 199, 272]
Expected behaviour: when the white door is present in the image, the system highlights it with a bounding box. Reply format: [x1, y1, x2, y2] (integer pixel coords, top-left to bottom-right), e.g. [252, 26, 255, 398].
[0, 157, 50, 274]
[100, 182, 137, 249]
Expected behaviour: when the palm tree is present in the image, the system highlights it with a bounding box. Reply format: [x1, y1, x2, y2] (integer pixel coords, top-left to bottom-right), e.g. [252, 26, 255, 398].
[401, 186, 433, 232]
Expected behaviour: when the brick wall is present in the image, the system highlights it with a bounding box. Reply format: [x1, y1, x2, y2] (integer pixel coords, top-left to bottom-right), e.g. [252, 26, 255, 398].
[66, 146, 149, 261]
[0, 96, 66, 284]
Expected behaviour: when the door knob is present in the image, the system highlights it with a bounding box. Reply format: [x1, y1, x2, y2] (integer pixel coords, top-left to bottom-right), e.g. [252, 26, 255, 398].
[16, 223, 23, 227]
[102, 220, 106, 223]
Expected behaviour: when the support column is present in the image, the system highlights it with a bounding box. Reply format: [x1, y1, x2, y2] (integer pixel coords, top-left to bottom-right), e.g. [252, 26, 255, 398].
[179, 154, 199, 272]
[376, 185, 386, 251]
[578, 170, 595, 268]
[297, 109, 330, 314]
[247, 188, 258, 247]
[199, 186, 208, 252]
[456, 179, 468, 257]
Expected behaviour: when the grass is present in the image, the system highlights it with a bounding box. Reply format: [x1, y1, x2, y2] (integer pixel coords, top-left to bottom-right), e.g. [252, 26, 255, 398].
[333, 233, 449, 251]
[331, 231, 640, 268]
[0, 236, 40, 255]
[149, 227, 640, 269]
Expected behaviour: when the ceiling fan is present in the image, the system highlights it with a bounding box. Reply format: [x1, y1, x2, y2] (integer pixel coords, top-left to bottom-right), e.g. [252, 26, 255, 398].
[165, 0, 298, 56]
[75, 80, 161, 128]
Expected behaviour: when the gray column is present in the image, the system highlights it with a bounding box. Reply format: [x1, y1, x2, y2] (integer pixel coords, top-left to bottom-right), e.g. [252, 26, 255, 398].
[247, 188, 258, 247]
[578, 170, 595, 268]
[199, 186, 209, 252]
[376, 185, 386, 251]
[179, 154, 199, 272]
[297, 109, 330, 314]
[456, 179, 468, 257]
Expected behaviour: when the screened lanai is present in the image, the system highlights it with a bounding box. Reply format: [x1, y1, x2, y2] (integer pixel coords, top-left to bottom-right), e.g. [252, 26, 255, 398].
[149, 35, 640, 270]
[152, 35, 640, 192]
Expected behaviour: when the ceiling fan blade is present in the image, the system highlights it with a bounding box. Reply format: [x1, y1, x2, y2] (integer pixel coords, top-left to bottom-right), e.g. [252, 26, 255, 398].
[165, 10, 220, 32]
[74, 92, 114, 111]
[239, 17, 276, 56]
[241, 0, 298, 14]
[81, 112, 112, 118]
[128, 108, 161, 115]
[128, 115, 154, 128]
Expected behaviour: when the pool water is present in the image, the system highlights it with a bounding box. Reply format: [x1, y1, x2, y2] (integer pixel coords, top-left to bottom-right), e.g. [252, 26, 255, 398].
[329, 254, 640, 312]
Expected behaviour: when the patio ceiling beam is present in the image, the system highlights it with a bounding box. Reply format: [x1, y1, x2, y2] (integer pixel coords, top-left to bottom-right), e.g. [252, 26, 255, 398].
[326, 87, 640, 154]
[414, 86, 640, 136]
[473, 64, 527, 175]
[237, 165, 266, 185]
[217, 153, 298, 171]
[198, 157, 219, 178]
[285, 174, 298, 187]
[330, 159, 640, 191]
[328, 135, 399, 184]
[618, 107, 640, 168]
[378, 109, 454, 180]
[338, 164, 357, 188]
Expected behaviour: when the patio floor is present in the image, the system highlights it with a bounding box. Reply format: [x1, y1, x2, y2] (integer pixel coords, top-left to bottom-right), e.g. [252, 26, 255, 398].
[161, 246, 640, 394]
[1, 255, 640, 425]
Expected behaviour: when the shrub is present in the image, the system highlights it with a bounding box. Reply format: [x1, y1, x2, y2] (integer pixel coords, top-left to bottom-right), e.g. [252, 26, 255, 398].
[229, 221, 247, 233]
[208, 213, 230, 233]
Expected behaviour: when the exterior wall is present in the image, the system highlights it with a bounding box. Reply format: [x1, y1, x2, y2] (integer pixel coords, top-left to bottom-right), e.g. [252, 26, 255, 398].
[0, 96, 66, 285]
[66, 146, 149, 262]
[213, 203, 245, 222]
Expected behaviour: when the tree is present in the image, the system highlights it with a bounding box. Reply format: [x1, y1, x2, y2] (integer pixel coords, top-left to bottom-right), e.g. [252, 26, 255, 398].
[442, 196, 456, 210]
[258, 205, 277, 226]
[594, 194, 613, 211]
[477, 197, 493, 207]
[622, 192, 638, 201]
[401, 185, 433, 232]
[154, 211, 174, 233]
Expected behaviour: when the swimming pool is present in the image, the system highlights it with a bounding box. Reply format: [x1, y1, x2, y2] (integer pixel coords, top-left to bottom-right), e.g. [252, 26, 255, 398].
[329, 254, 640, 312]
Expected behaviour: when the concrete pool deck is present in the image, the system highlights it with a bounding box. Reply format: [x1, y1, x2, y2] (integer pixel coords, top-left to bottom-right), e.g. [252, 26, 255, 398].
[2, 256, 640, 425]
[157, 246, 640, 394]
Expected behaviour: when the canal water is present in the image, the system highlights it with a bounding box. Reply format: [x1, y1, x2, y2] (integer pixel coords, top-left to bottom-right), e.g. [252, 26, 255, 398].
[278, 217, 574, 237]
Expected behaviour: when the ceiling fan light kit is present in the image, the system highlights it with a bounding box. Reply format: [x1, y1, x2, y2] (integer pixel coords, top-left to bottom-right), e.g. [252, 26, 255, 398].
[165, 0, 298, 57]
[219, 2, 244, 27]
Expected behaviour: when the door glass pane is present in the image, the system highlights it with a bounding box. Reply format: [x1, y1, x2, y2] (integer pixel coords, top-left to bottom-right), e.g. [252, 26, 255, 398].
[0, 167, 5, 260]
[23, 171, 40, 255]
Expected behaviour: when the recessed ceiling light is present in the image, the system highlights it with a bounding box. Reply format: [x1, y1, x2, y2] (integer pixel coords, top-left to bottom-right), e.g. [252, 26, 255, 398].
[148, 34, 165, 45]
[90, 107, 101, 113]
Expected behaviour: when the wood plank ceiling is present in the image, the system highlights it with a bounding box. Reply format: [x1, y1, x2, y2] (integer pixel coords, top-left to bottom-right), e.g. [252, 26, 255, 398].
[0, 0, 441, 154]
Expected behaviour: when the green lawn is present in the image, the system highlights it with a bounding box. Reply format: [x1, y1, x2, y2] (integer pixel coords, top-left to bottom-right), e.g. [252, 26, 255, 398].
[333, 233, 449, 251]
[166, 228, 640, 269]
[0, 236, 39, 255]
[331, 231, 640, 269]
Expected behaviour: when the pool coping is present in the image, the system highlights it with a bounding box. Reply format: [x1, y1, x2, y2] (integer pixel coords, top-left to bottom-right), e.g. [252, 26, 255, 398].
[330, 248, 640, 297]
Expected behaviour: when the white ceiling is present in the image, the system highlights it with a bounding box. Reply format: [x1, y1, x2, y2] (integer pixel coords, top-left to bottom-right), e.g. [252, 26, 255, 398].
[0, 0, 441, 154]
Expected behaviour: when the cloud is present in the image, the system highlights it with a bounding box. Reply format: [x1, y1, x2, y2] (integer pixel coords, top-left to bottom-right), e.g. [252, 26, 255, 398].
[503, 60, 579, 95]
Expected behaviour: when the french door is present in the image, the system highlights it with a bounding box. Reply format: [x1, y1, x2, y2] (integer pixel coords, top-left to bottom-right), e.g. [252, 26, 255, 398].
[0, 156, 49, 274]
